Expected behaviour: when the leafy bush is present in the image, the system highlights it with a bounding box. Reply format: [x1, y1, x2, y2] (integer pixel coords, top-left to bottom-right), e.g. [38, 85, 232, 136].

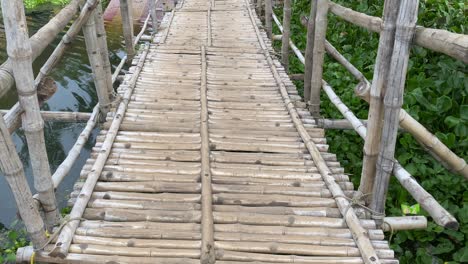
[0, 221, 29, 263]
[273, 0, 467, 262]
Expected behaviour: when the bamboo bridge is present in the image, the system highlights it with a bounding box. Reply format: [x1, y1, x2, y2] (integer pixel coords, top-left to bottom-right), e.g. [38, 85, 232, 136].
[0, 0, 466, 263]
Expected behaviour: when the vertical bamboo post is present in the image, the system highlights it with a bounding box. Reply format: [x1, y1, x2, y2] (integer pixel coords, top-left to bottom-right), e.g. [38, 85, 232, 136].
[264, 0, 272, 38]
[281, 0, 291, 71]
[120, 0, 135, 62]
[82, 8, 112, 116]
[308, 0, 328, 116]
[303, 0, 317, 106]
[149, 0, 158, 33]
[94, 1, 114, 96]
[358, 0, 400, 199]
[0, 117, 47, 249]
[0, 0, 59, 230]
[370, 0, 419, 224]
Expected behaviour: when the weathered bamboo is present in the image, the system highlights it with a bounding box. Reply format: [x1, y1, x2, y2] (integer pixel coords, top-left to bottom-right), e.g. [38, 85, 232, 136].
[256, 0, 263, 17]
[320, 80, 458, 229]
[0, 110, 91, 123]
[308, 0, 328, 115]
[94, 1, 114, 96]
[245, 1, 381, 262]
[264, 0, 272, 38]
[4, 0, 98, 134]
[149, 0, 158, 32]
[303, 0, 318, 104]
[0, 0, 83, 96]
[120, 0, 135, 61]
[382, 216, 427, 231]
[0, 116, 47, 248]
[82, 7, 112, 116]
[281, 0, 291, 70]
[49, 44, 150, 258]
[52, 105, 100, 188]
[356, 85, 468, 179]
[359, 0, 400, 199]
[272, 13, 305, 64]
[135, 14, 152, 46]
[200, 45, 215, 264]
[1, 0, 60, 230]
[370, 0, 419, 224]
[328, 1, 468, 63]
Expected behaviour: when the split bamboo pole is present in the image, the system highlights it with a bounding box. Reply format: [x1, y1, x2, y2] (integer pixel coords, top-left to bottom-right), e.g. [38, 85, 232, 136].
[281, 0, 291, 71]
[82, 7, 112, 116]
[359, 0, 400, 199]
[327, 1, 468, 63]
[356, 85, 468, 179]
[49, 44, 150, 258]
[303, 0, 317, 104]
[0, 117, 47, 249]
[308, 0, 328, 116]
[1, 0, 60, 230]
[120, 0, 135, 62]
[51, 105, 100, 188]
[321, 82, 458, 229]
[0, 0, 83, 96]
[200, 46, 215, 264]
[244, 1, 381, 262]
[370, 0, 419, 224]
[264, 0, 272, 38]
[94, 1, 114, 96]
[135, 14, 152, 46]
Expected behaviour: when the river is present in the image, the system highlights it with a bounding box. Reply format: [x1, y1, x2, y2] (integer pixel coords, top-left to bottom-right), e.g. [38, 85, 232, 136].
[0, 3, 136, 227]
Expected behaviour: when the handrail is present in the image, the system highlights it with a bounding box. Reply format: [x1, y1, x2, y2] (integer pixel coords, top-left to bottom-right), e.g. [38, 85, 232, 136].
[269, 0, 461, 230]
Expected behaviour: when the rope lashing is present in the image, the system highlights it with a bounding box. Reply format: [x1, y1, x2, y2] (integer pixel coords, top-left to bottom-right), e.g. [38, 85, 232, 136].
[333, 191, 385, 220]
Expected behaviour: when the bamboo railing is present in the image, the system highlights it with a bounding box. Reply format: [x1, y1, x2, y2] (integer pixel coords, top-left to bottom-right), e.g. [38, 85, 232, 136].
[266, 0, 466, 230]
[0, 0, 159, 250]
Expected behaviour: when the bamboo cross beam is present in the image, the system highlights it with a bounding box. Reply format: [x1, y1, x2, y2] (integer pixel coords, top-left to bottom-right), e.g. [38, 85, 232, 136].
[322, 81, 458, 229]
[272, 13, 305, 64]
[370, 0, 420, 225]
[328, 1, 468, 63]
[0, 110, 91, 123]
[0, 0, 83, 96]
[1, 0, 60, 230]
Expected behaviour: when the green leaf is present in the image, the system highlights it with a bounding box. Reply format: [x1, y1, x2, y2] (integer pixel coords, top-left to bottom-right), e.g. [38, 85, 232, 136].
[461, 105, 468, 121]
[436, 95, 452, 112]
[401, 203, 421, 215]
[444, 116, 460, 128]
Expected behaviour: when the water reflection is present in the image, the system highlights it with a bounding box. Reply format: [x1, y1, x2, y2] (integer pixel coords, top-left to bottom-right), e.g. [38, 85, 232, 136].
[0, 4, 130, 226]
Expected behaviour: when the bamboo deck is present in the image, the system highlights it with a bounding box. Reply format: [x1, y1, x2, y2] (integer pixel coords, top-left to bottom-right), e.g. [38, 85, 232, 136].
[32, 0, 397, 262]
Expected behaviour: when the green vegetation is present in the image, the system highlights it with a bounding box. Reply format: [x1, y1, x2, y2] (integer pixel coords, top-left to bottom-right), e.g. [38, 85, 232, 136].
[273, 0, 467, 262]
[0, 222, 29, 263]
[23, 0, 70, 9]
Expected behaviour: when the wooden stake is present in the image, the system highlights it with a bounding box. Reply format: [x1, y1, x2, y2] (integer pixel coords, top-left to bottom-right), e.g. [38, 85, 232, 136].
[308, 0, 328, 116]
[359, 0, 400, 199]
[82, 7, 112, 116]
[264, 0, 272, 38]
[281, 0, 291, 71]
[303, 0, 317, 106]
[1, 0, 59, 230]
[370, 0, 419, 224]
[0, 116, 47, 248]
[120, 0, 135, 62]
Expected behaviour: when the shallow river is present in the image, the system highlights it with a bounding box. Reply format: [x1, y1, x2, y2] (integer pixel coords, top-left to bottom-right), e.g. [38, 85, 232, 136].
[0, 3, 136, 227]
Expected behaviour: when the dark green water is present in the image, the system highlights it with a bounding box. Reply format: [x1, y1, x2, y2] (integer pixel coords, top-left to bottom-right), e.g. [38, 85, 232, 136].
[0, 4, 133, 227]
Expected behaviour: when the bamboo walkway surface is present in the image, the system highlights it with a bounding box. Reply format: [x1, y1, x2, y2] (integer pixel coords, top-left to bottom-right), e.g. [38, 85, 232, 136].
[33, 0, 397, 263]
